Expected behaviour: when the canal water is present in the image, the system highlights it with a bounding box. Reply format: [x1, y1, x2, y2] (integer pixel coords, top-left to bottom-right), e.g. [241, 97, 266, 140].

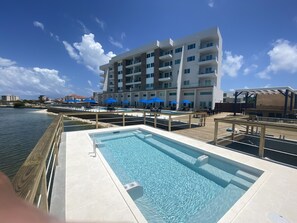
[0, 108, 95, 179]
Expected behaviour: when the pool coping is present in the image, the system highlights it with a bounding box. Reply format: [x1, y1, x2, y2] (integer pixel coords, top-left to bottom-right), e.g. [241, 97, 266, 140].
[57, 125, 297, 223]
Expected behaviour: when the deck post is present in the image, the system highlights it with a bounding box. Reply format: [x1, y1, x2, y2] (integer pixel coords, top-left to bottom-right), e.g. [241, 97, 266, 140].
[95, 113, 98, 129]
[246, 125, 249, 134]
[168, 115, 172, 131]
[143, 111, 146, 125]
[189, 114, 192, 128]
[231, 123, 235, 140]
[214, 120, 218, 145]
[122, 113, 125, 126]
[154, 113, 157, 128]
[39, 166, 49, 211]
[259, 125, 266, 157]
[251, 116, 255, 134]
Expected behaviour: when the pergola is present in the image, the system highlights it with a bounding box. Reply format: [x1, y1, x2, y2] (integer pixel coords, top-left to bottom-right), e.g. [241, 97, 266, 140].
[233, 86, 296, 116]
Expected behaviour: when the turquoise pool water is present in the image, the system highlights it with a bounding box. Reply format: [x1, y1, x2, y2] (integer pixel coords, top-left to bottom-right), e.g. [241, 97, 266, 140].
[90, 130, 261, 223]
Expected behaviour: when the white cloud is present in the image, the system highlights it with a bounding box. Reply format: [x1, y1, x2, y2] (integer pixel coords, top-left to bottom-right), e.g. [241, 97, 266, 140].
[0, 57, 71, 98]
[50, 32, 60, 42]
[243, 64, 258, 75]
[87, 80, 92, 87]
[121, 32, 126, 40]
[0, 57, 16, 66]
[222, 51, 244, 77]
[77, 20, 90, 33]
[208, 0, 214, 7]
[33, 21, 44, 30]
[95, 17, 105, 30]
[63, 33, 115, 75]
[257, 39, 297, 79]
[109, 36, 123, 49]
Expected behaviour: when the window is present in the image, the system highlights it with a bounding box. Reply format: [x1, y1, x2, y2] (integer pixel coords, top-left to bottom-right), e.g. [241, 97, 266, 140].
[118, 79, 122, 82]
[146, 64, 150, 68]
[184, 68, 190, 74]
[143, 94, 146, 97]
[169, 92, 176, 96]
[151, 52, 155, 57]
[175, 47, 182, 53]
[206, 55, 213, 60]
[183, 80, 190, 86]
[184, 92, 194, 96]
[175, 59, 181, 64]
[134, 95, 138, 97]
[188, 43, 196, 50]
[146, 54, 150, 58]
[118, 71, 122, 74]
[200, 92, 212, 95]
[150, 94, 155, 96]
[109, 75, 113, 78]
[205, 67, 212, 73]
[187, 56, 195, 62]
[150, 63, 154, 67]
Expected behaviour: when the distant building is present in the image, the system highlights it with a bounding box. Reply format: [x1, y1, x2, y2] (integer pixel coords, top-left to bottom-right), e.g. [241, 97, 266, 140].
[96, 27, 223, 110]
[64, 94, 86, 101]
[1, 95, 20, 101]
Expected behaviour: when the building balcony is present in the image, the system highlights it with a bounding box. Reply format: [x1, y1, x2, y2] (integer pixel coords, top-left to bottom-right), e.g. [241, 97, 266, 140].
[159, 54, 173, 60]
[199, 44, 219, 53]
[198, 57, 218, 66]
[158, 77, 172, 82]
[126, 61, 141, 68]
[126, 71, 141, 77]
[159, 66, 172, 72]
[198, 70, 217, 77]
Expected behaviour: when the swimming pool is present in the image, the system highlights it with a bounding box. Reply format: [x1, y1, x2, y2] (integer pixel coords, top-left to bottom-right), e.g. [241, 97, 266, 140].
[90, 129, 262, 223]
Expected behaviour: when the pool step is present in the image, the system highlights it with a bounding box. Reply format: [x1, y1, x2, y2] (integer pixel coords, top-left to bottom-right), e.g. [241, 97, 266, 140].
[124, 181, 143, 200]
[198, 164, 234, 186]
[236, 170, 258, 183]
[230, 176, 253, 190]
[99, 132, 135, 142]
[143, 137, 197, 165]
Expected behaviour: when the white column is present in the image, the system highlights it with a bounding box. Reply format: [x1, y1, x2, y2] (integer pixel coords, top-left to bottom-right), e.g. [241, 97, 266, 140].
[176, 45, 185, 110]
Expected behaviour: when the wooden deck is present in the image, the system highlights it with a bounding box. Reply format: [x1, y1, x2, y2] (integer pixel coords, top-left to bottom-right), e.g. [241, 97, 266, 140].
[173, 112, 235, 143]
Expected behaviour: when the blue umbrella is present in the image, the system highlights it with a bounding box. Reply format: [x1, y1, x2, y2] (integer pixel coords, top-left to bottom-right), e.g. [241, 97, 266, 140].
[65, 99, 79, 103]
[150, 97, 164, 103]
[183, 99, 191, 104]
[83, 98, 96, 103]
[170, 100, 177, 105]
[105, 98, 117, 104]
[122, 100, 129, 104]
[139, 98, 147, 103]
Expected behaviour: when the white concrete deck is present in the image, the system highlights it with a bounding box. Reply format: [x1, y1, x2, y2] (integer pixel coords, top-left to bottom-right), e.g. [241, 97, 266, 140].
[51, 125, 297, 223]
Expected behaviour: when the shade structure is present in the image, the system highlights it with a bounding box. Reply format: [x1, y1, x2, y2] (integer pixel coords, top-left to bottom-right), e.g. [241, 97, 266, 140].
[105, 98, 117, 104]
[122, 100, 129, 104]
[182, 99, 191, 104]
[170, 100, 177, 105]
[83, 98, 96, 103]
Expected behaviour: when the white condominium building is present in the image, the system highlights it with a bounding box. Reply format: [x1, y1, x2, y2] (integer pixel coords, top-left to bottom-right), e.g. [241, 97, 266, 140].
[98, 27, 223, 110]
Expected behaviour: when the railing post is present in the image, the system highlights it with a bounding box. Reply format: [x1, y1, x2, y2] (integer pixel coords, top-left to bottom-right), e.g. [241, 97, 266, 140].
[231, 123, 235, 140]
[214, 120, 218, 145]
[143, 111, 146, 125]
[154, 113, 157, 128]
[38, 165, 49, 211]
[259, 126, 266, 158]
[168, 115, 172, 131]
[123, 113, 125, 126]
[189, 114, 192, 128]
[96, 113, 99, 129]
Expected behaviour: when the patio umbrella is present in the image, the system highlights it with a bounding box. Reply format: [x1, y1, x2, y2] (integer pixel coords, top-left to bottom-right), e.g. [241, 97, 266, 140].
[170, 100, 177, 105]
[105, 98, 117, 104]
[65, 99, 79, 103]
[83, 98, 96, 103]
[139, 98, 147, 103]
[122, 100, 129, 104]
[182, 99, 191, 104]
[150, 97, 164, 103]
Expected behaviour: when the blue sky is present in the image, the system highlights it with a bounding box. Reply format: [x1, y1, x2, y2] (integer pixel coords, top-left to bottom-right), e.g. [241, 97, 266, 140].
[0, 0, 297, 99]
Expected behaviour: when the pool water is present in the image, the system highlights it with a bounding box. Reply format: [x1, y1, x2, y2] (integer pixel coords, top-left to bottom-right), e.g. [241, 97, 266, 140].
[90, 130, 261, 223]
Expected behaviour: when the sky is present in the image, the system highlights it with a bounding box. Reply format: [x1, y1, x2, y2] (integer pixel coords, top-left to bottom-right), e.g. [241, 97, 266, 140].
[0, 0, 297, 99]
